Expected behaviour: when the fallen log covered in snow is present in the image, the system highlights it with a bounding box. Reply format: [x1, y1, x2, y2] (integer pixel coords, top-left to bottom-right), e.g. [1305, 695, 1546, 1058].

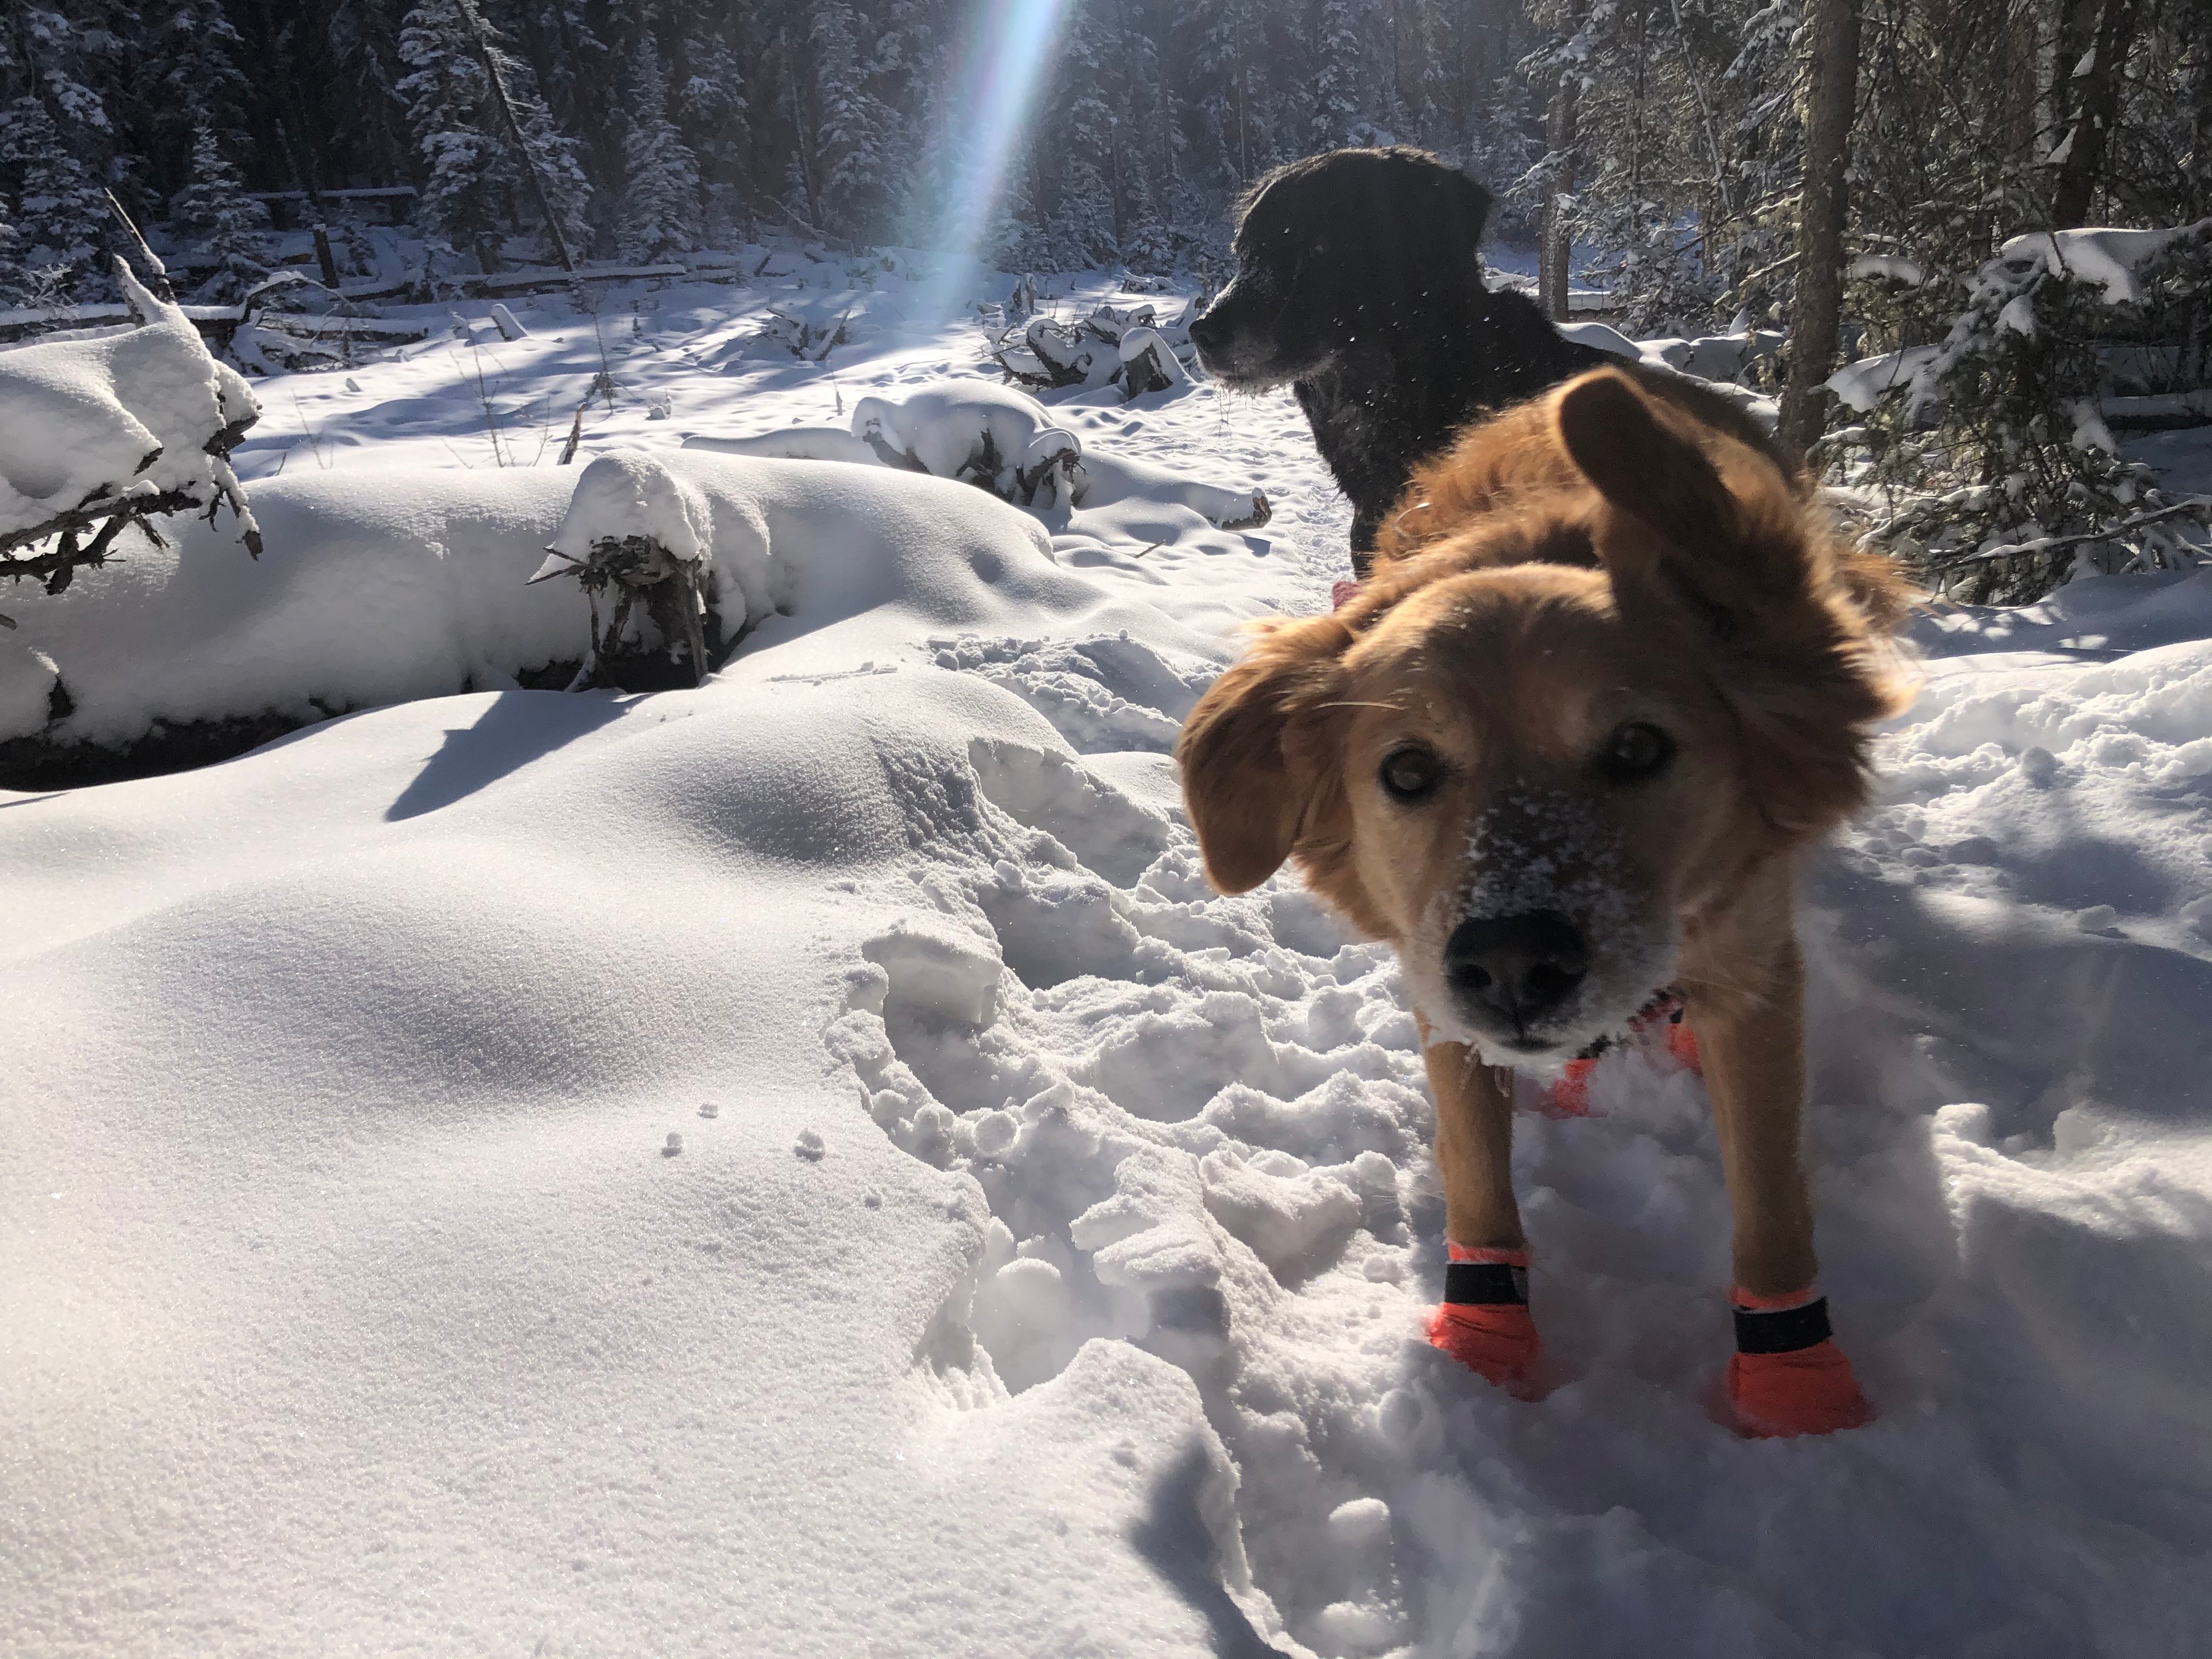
[693, 379, 1271, 532]
[0, 449, 1065, 789]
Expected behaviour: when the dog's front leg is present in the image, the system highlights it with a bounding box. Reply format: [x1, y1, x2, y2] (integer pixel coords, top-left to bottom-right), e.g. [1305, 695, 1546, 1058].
[1419, 1023, 1539, 1389]
[1684, 890, 1872, 1437]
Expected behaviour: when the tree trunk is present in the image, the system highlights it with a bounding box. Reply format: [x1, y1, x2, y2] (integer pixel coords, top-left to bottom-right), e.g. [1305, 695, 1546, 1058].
[1776, 0, 1861, 461]
[1538, 67, 1579, 324]
[2194, 0, 2212, 221]
[2050, 0, 2144, 228]
[454, 0, 575, 272]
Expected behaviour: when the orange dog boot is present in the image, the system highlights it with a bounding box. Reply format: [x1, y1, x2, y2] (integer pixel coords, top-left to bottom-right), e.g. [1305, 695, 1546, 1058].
[1726, 1288, 1874, 1438]
[1429, 1246, 1541, 1387]
[1662, 1013, 1702, 1076]
[1543, 1056, 1598, 1116]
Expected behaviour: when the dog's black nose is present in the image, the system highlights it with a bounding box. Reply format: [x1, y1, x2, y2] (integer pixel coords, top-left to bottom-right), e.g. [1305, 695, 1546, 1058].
[1445, 910, 1589, 1024]
[1188, 305, 1227, 355]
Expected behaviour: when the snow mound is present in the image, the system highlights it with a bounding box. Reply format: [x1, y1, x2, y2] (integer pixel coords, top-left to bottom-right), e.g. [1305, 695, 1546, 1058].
[0, 263, 259, 556]
[1560, 323, 1781, 388]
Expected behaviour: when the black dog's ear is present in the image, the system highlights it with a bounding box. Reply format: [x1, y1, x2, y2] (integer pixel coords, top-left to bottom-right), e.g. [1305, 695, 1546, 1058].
[1441, 170, 1493, 255]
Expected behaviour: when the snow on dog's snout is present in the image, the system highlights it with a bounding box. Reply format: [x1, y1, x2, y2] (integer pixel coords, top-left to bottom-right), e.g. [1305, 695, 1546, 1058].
[1404, 783, 1678, 1068]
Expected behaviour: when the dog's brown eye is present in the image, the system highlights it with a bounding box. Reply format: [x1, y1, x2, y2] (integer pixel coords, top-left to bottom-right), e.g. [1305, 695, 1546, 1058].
[1380, 746, 1442, 803]
[1602, 721, 1676, 782]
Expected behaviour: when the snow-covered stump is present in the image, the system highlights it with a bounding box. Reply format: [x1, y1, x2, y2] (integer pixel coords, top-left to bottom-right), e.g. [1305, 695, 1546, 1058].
[1115, 326, 1188, 398]
[532, 452, 725, 691]
[0, 261, 261, 625]
[853, 381, 1088, 511]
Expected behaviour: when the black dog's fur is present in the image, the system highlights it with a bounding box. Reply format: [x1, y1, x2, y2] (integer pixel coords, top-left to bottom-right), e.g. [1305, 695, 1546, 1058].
[1188, 148, 1778, 577]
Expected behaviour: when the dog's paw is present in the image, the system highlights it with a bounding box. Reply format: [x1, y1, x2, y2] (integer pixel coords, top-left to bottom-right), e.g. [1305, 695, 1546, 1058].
[1426, 1301, 1542, 1391]
[1725, 1340, 1875, 1438]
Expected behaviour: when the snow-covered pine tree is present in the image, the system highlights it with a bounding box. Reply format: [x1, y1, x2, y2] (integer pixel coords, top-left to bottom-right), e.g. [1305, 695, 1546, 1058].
[0, 95, 111, 304]
[1310, 0, 1367, 151]
[1462, 68, 1543, 242]
[169, 126, 272, 303]
[398, 0, 510, 271]
[1181, 0, 1278, 196]
[138, 0, 254, 205]
[617, 32, 701, 263]
[808, 0, 891, 241]
[0, 210, 25, 307]
[486, 0, 599, 260]
[1716, 1, 1804, 329]
[326, 0, 421, 191]
[518, 93, 592, 264]
[1040, 8, 1121, 267]
[673, 21, 749, 243]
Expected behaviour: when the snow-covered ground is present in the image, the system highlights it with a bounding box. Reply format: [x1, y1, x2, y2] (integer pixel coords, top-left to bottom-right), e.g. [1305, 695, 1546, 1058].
[4, 258, 2210, 1658]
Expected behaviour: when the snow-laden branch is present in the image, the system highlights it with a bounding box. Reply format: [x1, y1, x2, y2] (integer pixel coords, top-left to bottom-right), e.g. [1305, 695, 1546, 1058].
[0, 261, 261, 623]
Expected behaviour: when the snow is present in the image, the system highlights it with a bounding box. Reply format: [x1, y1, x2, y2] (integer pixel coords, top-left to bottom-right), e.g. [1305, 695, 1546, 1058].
[0, 263, 259, 548]
[1847, 253, 1927, 287]
[5, 260, 2212, 1657]
[1826, 343, 1942, 414]
[1996, 219, 2212, 306]
[544, 448, 719, 567]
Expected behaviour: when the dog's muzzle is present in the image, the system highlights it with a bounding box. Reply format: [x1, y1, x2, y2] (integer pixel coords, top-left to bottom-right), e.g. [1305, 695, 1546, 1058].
[1443, 909, 1589, 1048]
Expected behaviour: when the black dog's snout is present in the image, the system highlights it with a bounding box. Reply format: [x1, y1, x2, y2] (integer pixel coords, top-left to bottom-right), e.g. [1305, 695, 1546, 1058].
[1446, 910, 1589, 1024]
[1188, 303, 1229, 356]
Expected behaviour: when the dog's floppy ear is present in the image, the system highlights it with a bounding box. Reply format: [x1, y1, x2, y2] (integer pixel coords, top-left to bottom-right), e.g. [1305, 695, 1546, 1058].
[1177, 614, 1352, 894]
[1553, 369, 1743, 555]
[1555, 368, 1908, 839]
[1553, 368, 1801, 640]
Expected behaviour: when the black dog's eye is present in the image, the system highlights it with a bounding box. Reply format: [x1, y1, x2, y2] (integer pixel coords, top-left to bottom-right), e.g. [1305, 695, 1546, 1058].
[1380, 746, 1443, 803]
[1601, 722, 1676, 783]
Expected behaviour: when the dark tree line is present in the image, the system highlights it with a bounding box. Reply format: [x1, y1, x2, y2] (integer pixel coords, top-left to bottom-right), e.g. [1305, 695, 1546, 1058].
[0, 0, 1556, 303]
[6, 1, 2209, 602]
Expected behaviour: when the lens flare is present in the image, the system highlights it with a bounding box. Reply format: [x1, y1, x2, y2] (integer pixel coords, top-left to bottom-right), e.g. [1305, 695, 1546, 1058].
[912, 0, 1075, 322]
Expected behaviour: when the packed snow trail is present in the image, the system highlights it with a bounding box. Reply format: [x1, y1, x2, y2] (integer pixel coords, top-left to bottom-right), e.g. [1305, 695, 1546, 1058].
[5, 269, 2211, 1657]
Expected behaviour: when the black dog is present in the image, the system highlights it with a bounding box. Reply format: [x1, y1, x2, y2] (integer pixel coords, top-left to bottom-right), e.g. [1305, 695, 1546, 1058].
[1189, 147, 1774, 577]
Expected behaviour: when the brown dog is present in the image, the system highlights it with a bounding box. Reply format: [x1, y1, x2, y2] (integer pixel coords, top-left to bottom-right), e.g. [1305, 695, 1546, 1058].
[1176, 368, 1910, 1435]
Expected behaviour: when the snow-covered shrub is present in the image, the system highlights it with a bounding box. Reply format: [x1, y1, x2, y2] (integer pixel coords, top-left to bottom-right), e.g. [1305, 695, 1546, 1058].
[1832, 221, 2212, 603]
[753, 304, 849, 362]
[0, 262, 260, 623]
[988, 302, 1189, 400]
